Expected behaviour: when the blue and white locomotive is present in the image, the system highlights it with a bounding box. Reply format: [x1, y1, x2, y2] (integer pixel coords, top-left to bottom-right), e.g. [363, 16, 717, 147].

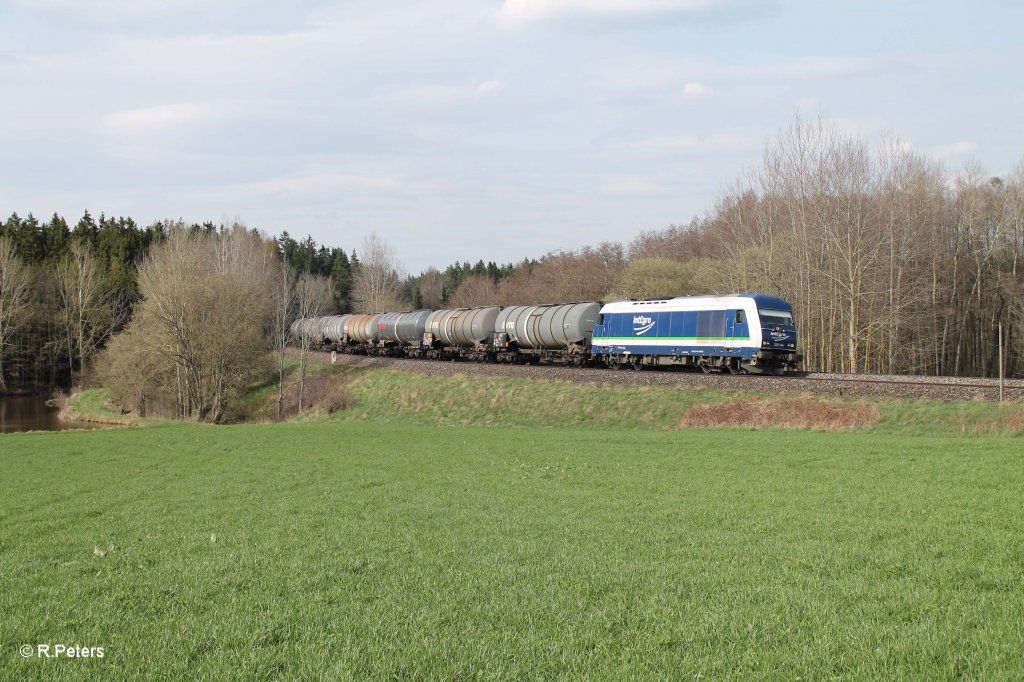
[591, 294, 800, 374]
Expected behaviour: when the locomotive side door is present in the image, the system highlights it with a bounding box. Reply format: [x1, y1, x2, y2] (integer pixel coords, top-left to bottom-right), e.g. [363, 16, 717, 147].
[727, 309, 744, 350]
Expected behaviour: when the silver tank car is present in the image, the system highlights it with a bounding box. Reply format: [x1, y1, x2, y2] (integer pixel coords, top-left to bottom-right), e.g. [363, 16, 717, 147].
[375, 312, 404, 343]
[289, 318, 305, 341]
[322, 315, 352, 344]
[346, 314, 382, 343]
[291, 317, 327, 345]
[425, 307, 500, 347]
[314, 316, 334, 344]
[376, 310, 432, 346]
[495, 302, 601, 349]
[394, 310, 431, 345]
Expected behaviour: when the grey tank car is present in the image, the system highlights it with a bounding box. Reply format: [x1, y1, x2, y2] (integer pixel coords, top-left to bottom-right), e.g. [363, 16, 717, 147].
[295, 302, 603, 364]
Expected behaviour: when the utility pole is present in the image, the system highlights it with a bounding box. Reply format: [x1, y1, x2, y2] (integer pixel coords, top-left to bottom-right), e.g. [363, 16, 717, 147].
[998, 321, 1004, 403]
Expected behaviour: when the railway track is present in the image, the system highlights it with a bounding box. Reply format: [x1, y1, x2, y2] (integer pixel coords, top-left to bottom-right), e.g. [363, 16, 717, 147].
[799, 372, 1022, 392]
[300, 349, 1020, 402]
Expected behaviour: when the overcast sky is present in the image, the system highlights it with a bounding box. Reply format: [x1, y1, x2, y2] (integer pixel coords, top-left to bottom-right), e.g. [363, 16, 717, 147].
[2, 0, 1022, 272]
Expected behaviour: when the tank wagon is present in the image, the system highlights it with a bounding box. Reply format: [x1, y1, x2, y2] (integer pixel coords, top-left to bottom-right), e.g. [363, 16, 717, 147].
[292, 293, 800, 373]
[321, 315, 352, 345]
[344, 314, 382, 349]
[492, 302, 601, 365]
[591, 294, 800, 374]
[290, 317, 331, 347]
[376, 310, 432, 356]
[420, 306, 500, 360]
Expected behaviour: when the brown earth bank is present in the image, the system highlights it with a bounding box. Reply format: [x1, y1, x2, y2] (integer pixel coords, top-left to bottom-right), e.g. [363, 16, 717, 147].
[680, 395, 881, 430]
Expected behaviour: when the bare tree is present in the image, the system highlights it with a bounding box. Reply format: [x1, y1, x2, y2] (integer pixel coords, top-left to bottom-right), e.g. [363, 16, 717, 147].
[272, 260, 297, 420]
[0, 237, 33, 391]
[121, 225, 274, 421]
[449, 274, 499, 308]
[493, 243, 626, 305]
[295, 272, 330, 412]
[419, 267, 444, 309]
[608, 258, 702, 300]
[351, 232, 407, 312]
[54, 240, 115, 384]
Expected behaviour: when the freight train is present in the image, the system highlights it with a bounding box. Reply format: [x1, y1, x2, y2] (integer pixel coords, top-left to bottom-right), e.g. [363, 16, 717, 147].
[292, 293, 800, 374]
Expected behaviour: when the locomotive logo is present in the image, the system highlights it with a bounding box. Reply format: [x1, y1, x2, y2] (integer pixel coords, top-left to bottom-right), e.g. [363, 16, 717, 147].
[770, 330, 789, 342]
[633, 315, 655, 335]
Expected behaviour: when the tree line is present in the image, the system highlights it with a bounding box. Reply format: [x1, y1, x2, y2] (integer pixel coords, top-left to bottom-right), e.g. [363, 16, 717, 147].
[0, 214, 520, 401]
[0, 215, 353, 393]
[634, 116, 1024, 378]
[1, 114, 1020, 408]
[436, 116, 1023, 378]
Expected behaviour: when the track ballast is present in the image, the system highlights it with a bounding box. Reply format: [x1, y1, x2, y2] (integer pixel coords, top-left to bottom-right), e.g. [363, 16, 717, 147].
[298, 350, 1020, 402]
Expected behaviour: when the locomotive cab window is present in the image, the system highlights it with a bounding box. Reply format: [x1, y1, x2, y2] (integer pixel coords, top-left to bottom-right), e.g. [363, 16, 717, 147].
[758, 309, 793, 325]
[735, 311, 744, 324]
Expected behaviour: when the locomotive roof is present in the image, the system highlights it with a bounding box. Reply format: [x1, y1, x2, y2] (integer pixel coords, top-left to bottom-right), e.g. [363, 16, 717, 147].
[599, 293, 793, 314]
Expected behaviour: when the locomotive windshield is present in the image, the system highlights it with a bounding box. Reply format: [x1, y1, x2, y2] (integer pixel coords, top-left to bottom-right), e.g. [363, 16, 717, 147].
[758, 309, 794, 326]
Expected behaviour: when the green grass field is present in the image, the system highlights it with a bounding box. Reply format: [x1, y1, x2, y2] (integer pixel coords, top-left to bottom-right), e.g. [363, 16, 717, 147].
[3, 415, 1023, 680]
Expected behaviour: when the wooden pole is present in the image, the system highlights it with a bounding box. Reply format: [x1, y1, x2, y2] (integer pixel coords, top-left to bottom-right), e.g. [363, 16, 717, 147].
[998, 322, 1004, 403]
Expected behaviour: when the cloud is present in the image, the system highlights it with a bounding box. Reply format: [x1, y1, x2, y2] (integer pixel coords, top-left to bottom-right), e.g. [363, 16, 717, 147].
[600, 55, 895, 93]
[235, 173, 402, 198]
[6, 0, 333, 37]
[375, 84, 469, 106]
[375, 79, 508, 107]
[610, 134, 757, 156]
[10, 0, 193, 18]
[601, 177, 669, 195]
[931, 141, 978, 160]
[103, 102, 228, 135]
[682, 81, 708, 97]
[498, 0, 740, 26]
[477, 80, 507, 95]
[795, 97, 819, 111]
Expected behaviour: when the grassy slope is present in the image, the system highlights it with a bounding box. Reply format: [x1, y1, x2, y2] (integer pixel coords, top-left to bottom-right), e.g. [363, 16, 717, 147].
[320, 365, 1024, 436]
[2, 420, 1023, 680]
[72, 362, 1024, 435]
[328, 366, 736, 430]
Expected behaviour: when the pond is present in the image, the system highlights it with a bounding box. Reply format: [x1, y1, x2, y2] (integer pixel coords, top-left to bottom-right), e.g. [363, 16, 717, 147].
[0, 395, 102, 434]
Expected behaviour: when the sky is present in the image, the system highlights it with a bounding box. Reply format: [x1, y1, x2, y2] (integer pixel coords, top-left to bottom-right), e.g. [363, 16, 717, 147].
[2, 0, 1022, 272]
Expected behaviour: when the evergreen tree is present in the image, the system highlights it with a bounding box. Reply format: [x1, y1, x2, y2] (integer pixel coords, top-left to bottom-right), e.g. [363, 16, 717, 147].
[329, 249, 352, 313]
[41, 214, 70, 264]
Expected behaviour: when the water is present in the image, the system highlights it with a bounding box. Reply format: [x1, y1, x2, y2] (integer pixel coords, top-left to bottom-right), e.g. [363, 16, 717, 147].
[0, 395, 101, 434]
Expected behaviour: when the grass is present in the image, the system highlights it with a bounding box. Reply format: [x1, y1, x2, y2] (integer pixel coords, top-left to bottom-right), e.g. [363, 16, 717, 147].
[64, 388, 148, 426]
[2, 419, 1024, 679]
[327, 366, 737, 430]
[74, 356, 1024, 435]
[288, 364, 1024, 436]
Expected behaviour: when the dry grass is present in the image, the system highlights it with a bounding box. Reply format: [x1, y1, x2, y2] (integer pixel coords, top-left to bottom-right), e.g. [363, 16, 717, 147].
[957, 401, 1024, 434]
[277, 371, 355, 419]
[999, 403, 1024, 431]
[47, 388, 73, 420]
[679, 394, 881, 431]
